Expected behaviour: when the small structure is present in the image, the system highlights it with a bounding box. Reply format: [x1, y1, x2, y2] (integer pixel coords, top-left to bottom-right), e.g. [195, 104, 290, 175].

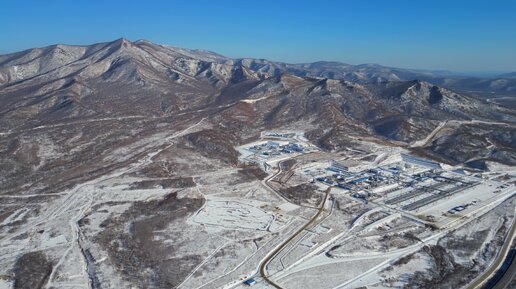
[317, 177, 334, 185]
[243, 278, 257, 286]
[281, 142, 304, 153]
[454, 205, 466, 211]
[266, 141, 280, 148]
[327, 160, 349, 173]
[282, 148, 294, 154]
[337, 183, 352, 190]
[352, 191, 368, 199]
[347, 177, 369, 185]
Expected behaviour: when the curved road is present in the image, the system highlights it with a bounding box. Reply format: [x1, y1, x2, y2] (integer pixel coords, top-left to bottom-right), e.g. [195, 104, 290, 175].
[491, 247, 516, 289]
[259, 159, 331, 289]
[465, 217, 516, 289]
[258, 157, 515, 289]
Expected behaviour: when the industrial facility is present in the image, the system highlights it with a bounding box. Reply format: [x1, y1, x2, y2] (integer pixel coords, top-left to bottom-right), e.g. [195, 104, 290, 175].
[300, 154, 514, 228]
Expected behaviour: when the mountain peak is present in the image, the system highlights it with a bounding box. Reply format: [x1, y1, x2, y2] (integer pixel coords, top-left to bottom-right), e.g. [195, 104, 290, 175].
[115, 37, 131, 43]
[1, 39, 516, 97]
[112, 37, 132, 47]
[102, 38, 133, 51]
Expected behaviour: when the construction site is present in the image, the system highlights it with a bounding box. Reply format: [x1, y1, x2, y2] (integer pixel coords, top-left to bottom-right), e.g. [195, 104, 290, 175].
[230, 131, 516, 289]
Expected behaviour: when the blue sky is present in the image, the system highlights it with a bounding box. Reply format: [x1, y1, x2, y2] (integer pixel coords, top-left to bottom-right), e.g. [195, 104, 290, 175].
[1, 0, 515, 73]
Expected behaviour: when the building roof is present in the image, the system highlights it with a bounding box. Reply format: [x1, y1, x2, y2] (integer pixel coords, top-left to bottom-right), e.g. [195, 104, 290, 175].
[243, 278, 257, 285]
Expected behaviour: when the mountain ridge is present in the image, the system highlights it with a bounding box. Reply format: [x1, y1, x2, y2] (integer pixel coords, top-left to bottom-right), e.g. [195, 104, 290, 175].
[0, 38, 514, 191]
[2, 38, 516, 97]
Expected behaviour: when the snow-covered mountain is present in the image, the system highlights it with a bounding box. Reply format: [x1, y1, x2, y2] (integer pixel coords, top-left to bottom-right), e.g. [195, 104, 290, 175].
[0, 38, 515, 289]
[0, 38, 514, 193]
[3, 38, 516, 95]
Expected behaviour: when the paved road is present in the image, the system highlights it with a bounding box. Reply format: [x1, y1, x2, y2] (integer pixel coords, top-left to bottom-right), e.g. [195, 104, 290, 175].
[465, 217, 516, 289]
[490, 247, 516, 289]
[258, 155, 515, 289]
[258, 160, 331, 289]
[263, 155, 319, 209]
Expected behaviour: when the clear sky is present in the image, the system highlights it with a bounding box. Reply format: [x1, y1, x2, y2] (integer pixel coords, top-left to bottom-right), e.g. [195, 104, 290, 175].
[1, 0, 515, 73]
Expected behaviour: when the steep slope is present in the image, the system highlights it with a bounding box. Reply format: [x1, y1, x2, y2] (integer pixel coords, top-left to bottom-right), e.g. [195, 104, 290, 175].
[0, 38, 514, 190]
[0, 38, 515, 289]
[0, 38, 269, 130]
[218, 59, 516, 96]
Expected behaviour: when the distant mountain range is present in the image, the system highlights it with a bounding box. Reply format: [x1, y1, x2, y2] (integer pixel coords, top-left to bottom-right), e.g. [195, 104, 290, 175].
[497, 71, 516, 78]
[0, 38, 514, 195]
[239, 60, 516, 97]
[2, 39, 516, 97]
[1, 38, 515, 289]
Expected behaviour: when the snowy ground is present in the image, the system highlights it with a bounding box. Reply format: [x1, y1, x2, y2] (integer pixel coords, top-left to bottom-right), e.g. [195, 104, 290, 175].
[1, 129, 514, 289]
[226, 137, 515, 289]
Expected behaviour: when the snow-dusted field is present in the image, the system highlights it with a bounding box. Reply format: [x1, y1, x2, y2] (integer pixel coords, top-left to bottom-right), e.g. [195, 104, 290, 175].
[191, 199, 276, 231]
[227, 139, 516, 289]
[1, 128, 514, 289]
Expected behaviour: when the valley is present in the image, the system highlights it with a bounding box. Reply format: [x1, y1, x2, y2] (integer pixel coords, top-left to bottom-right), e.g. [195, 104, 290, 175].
[0, 39, 514, 289]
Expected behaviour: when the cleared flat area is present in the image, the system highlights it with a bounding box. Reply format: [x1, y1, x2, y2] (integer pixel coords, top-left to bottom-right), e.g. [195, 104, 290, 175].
[191, 199, 275, 231]
[1, 129, 514, 289]
[230, 135, 516, 289]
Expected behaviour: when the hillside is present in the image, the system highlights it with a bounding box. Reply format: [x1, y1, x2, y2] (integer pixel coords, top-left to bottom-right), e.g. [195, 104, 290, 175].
[0, 38, 515, 289]
[0, 39, 515, 196]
